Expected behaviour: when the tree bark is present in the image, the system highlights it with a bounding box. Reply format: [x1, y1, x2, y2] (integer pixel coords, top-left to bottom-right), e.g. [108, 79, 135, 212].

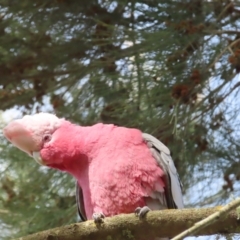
[15, 207, 240, 240]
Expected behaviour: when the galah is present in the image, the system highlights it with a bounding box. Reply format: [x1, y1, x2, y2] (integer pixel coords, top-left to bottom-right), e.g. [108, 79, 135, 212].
[3, 113, 183, 224]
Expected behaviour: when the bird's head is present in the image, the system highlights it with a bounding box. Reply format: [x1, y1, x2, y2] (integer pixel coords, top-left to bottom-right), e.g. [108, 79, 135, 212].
[3, 113, 67, 167]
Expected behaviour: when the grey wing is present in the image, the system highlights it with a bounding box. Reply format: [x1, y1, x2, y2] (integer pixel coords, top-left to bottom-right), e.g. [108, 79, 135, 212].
[76, 182, 87, 221]
[143, 133, 184, 209]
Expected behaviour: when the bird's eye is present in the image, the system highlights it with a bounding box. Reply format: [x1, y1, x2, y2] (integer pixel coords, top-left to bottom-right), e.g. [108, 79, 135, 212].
[42, 134, 51, 143]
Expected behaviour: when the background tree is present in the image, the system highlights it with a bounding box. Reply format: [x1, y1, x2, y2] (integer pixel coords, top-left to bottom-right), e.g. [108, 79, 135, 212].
[0, 0, 240, 239]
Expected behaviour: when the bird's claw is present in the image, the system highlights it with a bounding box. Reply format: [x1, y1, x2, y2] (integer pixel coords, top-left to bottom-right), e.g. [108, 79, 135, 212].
[92, 212, 105, 223]
[135, 206, 151, 219]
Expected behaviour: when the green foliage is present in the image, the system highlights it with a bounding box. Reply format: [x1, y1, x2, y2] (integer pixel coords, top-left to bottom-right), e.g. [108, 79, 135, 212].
[0, 0, 240, 238]
[0, 134, 77, 238]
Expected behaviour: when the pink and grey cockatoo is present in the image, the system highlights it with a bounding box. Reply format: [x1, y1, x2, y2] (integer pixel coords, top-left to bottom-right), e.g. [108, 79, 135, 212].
[3, 113, 183, 223]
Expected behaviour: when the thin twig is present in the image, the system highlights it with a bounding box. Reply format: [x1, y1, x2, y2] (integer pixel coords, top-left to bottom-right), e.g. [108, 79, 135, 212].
[216, 1, 234, 22]
[203, 30, 240, 35]
[172, 198, 240, 240]
[0, 209, 9, 214]
[208, 38, 240, 70]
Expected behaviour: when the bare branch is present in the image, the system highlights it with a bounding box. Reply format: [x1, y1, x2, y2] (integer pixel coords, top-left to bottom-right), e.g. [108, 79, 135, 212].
[15, 207, 240, 240]
[172, 198, 240, 240]
[208, 38, 240, 70]
[203, 30, 240, 35]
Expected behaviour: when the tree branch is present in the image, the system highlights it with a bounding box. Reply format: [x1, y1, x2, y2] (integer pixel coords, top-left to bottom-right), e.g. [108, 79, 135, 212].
[15, 207, 240, 240]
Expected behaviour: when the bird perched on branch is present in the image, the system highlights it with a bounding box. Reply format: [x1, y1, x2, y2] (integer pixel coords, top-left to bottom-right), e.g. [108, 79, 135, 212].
[3, 113, 183, 224]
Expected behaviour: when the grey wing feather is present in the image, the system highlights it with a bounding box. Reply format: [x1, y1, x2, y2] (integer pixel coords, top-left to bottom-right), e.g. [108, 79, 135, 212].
[143, 133, 184, 209]
[76, 182, 87, 221]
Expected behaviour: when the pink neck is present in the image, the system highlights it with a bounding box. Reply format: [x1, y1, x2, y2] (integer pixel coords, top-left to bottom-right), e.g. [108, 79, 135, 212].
[48, 122, 115, 185]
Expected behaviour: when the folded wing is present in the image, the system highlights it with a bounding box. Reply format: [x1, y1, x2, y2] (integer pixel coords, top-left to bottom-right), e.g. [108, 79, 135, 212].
[143, 133, 184, 209]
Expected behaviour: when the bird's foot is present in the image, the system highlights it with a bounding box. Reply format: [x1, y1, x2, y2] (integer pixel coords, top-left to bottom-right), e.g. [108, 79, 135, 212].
[92, 212, 105, 224]
[135, 206, 151, 219]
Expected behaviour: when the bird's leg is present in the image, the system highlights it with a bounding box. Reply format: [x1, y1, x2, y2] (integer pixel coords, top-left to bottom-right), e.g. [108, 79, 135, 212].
[92, 212, 105, 223]
[135, 206, 151, 219]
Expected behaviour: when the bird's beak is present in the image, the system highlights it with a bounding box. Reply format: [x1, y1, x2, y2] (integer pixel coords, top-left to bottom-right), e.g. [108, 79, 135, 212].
[3, 121, 44, 165]
[3, 122, 32, 153]
[32, 152, 46, 166]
